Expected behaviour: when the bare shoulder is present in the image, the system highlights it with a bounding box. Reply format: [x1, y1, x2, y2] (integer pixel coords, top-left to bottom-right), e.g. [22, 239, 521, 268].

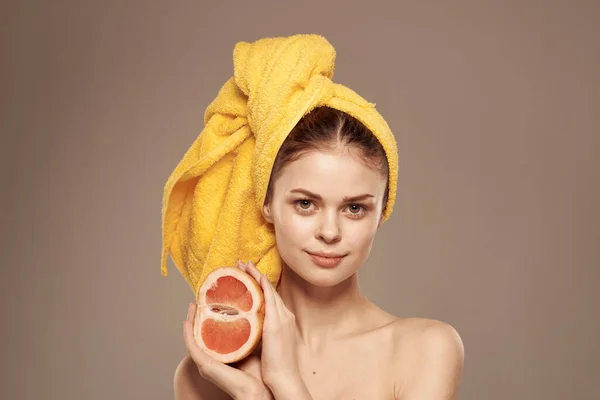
[173, 355, 232, 400]
[388, 318, 464, 399]
[391, 317, 463, 353]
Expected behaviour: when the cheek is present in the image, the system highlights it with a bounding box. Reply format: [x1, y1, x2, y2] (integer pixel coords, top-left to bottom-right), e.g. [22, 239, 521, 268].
[272, 207, 315, 247]
[343, 219, 378, 251]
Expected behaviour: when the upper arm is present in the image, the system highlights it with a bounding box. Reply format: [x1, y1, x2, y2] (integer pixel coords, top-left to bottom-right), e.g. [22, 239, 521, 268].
[398, 322, 465, 400]
[174, 355, 233, 400]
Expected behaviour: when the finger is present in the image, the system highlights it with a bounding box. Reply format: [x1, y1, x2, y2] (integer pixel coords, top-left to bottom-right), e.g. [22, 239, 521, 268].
[260, 274, 278, 321]
[244, 260, 263, 284]
[186, 302, 196, 323]
[183, 304, 206, 365]
[264, 276, 289, 318]
[252, 270, 283, 315]
[246, 261, 289, 321]
[235, 259, 246, 271]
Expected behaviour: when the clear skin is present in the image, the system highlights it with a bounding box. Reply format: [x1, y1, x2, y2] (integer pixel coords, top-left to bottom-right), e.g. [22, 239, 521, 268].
[175, 150, 465, 400]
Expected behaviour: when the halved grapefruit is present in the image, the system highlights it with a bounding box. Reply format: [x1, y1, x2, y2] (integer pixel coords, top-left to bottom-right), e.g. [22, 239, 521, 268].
[193, 264, 265, 364]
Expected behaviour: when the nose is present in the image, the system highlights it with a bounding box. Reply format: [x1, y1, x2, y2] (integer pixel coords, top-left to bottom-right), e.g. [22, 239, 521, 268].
[316, 212, 341, 243]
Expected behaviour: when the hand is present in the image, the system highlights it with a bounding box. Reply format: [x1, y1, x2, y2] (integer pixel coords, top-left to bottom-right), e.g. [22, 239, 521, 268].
[183, 302, 273, 400]
[238, 261, 307, 395]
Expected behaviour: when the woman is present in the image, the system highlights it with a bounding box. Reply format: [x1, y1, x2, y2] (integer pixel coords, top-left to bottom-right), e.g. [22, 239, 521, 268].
[173, 106, 465, 399]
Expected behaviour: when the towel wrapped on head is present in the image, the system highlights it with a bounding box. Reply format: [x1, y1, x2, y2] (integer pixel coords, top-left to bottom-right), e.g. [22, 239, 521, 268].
[161, 34, 399, 294]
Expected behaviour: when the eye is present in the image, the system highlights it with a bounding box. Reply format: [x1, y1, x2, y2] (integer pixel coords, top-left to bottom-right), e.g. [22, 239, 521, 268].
[348, 204, 362, 214]
[298, 200, 312, 209]
[294, 199, 315, 214]
[345, 204, 368, 218]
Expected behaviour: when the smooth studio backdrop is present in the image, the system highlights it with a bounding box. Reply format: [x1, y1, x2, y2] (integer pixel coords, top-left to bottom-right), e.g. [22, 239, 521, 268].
[1, 1, 599, 399]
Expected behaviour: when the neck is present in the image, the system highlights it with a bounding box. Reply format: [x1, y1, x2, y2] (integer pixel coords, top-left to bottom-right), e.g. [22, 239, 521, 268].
[276, 263, 370, 350]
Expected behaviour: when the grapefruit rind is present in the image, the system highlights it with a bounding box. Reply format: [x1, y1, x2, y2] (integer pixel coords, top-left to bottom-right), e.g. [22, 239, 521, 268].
[193, 266, 265, 364]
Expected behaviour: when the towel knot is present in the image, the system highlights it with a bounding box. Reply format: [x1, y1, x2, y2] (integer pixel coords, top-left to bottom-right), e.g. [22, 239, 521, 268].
[232, 35, 336, 134]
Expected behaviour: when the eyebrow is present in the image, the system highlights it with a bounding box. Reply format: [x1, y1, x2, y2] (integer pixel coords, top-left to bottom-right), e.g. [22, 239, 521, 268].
[289, 188, 375, 202]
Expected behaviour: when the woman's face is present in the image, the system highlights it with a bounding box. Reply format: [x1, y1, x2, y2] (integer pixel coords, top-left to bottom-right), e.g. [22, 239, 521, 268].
[263, 149, 388, 287]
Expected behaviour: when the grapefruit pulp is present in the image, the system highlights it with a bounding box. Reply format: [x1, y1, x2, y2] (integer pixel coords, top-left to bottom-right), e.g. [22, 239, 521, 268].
[193, 263, 265, 364]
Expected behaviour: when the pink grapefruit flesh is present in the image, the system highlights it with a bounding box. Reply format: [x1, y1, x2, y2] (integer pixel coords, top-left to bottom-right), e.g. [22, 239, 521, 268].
[205, 275, 254, 312]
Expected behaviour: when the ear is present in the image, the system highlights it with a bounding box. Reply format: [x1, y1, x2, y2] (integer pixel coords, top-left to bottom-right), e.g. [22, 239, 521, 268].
[262, 202, 273, 223]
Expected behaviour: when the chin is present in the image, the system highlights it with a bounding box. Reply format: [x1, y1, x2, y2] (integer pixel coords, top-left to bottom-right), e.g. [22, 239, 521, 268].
[301, 272, 346, 287]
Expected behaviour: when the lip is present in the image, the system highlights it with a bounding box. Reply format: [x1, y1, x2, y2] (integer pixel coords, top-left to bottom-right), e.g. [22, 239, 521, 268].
[306, 251, 346, 268]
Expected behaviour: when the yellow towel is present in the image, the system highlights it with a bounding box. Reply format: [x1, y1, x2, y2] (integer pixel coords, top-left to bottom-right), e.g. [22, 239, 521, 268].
[161, 34, 399, 294]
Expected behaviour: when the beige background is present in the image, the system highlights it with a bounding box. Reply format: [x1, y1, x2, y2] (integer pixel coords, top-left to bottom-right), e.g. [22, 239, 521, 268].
[2, 1, 599, 399]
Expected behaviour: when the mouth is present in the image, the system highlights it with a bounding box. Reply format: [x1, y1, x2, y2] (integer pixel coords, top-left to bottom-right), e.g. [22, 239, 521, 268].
[306, 251, 347, 268]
